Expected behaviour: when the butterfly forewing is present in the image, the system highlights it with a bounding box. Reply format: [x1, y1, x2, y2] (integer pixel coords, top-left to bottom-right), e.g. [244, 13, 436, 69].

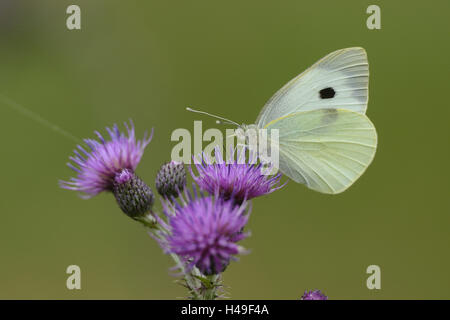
[257, 47, 369, 129]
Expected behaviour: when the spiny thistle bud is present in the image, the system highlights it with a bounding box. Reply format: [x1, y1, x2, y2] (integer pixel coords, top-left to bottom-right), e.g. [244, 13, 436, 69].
[155, 161, 186, 198]
[113, 169, 154, 218]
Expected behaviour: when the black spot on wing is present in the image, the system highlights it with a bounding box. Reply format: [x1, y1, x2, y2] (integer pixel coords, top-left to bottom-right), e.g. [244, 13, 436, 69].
[319, 87, 336, 99]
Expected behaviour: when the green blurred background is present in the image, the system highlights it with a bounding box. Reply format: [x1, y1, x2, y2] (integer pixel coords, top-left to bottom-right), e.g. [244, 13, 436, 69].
[0, 0, 449, 299]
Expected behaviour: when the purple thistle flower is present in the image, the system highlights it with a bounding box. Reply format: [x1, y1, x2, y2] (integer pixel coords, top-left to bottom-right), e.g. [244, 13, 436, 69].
[160, 190, 250, 275]
[190, 148, 285, 204]
[60, 120, 153, 197]
[301, 290, 328, 300]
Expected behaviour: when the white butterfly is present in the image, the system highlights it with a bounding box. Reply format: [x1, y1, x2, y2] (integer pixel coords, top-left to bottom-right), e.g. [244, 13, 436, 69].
[188, 47, 377, 194]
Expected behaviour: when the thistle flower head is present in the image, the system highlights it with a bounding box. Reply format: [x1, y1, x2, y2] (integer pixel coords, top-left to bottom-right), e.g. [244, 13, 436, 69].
[60, 120, 153, 197]
[190, 147, 284, 204]
[155, 161, 186, 198]
[161, 190, 250, 275]
[301, 290, 328, 300]
[112, 169, 154, 218]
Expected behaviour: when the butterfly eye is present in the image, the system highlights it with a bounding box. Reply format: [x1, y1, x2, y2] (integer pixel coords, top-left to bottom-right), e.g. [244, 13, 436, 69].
[319, 87, 336, 99]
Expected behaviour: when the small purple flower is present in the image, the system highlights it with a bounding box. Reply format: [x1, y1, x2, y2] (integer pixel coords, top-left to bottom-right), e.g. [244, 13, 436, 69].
[190, 148, 285, 204]
[160, 191, 250, 275]
[301, 290, 328, 300]
[60, 120, 153, 197]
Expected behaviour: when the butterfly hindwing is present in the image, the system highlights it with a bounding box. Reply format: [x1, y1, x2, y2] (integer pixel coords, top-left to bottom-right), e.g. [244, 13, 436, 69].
[265, 109, 377, 194]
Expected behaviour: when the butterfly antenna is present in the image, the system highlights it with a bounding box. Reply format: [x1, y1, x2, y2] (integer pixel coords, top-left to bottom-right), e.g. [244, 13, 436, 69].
[186, 107, 240, 126]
